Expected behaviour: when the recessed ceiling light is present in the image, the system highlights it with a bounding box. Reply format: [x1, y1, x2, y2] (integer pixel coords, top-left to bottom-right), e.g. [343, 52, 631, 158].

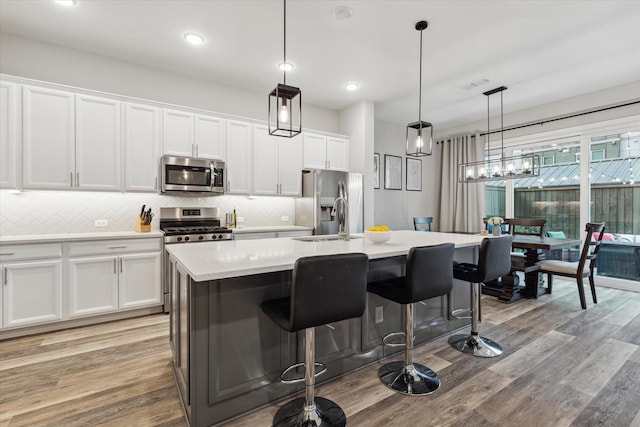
[55, 0, 76, 6]
[278, 62, 294, 72]
[333, 6, 353, 21]
[344, 82, 360, 91]
[184, 32, 205, 45]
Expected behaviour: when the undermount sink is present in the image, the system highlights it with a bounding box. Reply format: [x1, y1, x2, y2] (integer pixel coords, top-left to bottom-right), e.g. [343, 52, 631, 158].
[293, 234, 362, 242]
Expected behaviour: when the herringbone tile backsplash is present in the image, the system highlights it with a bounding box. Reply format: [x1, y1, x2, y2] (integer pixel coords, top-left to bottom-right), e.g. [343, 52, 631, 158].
[0, 191, 295, 236]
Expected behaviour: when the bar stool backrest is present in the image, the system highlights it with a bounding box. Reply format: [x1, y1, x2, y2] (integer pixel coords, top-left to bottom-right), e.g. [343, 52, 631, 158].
[476, 235, 514, 282]
[289, 253, 369, 331]
[405, 244, 455, 302]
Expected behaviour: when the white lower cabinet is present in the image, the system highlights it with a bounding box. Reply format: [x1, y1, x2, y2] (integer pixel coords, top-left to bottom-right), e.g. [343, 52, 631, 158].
[67, 238, 162, 319]
[1, 240, 64, 330]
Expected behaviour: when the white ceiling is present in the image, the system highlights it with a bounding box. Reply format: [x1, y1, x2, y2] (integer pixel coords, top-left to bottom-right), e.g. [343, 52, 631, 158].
[1, 0, 639, 130]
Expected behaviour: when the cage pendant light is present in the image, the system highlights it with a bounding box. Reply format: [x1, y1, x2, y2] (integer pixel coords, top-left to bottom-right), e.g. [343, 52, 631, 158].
[406, 20, 433, 157]
[268, 0, 301, 138]
[458, 86, 539, 183]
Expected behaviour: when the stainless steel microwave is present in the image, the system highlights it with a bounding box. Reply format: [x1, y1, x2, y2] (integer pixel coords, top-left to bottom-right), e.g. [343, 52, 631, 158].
[161, 155, 225, 194]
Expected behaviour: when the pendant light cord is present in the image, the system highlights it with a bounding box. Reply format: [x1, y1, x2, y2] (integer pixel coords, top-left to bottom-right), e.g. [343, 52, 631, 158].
[283, 0, 287, 85]
[418, 27, 423, 124]
[500, 89, 504, 167]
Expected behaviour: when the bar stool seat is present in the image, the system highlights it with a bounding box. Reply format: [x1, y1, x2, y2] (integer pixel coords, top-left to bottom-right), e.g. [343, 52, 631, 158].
[367, 243, 455, 395]
[448, 235, 513, 358]
[261, 253, 369, 427]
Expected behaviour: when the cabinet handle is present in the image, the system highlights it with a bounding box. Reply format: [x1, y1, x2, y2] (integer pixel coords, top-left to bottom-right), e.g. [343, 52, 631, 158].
[0, 252, 15, 256]
[108, 246, 127, 249]
[113, 259, 117, 274]
[155, 176, 158, 190]
[195, 144, 199, 158]
[3, 267, 6, 286]
[325, 324, 336, 330]
[70, 172, 74, 187]
[120, 258, 123, 273]
[76, 172, 80, 187]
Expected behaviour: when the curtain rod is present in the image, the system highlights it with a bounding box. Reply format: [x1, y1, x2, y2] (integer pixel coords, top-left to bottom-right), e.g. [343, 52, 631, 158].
[437, 99, 640, 143]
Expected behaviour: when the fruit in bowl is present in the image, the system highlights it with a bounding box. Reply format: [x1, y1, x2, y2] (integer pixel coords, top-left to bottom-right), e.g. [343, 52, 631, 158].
[365, 225, 391, 243]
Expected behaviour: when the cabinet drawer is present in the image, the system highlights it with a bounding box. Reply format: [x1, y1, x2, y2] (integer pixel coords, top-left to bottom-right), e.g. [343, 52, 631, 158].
[0, 243, 63, 262]
[68, 238, 161, 256]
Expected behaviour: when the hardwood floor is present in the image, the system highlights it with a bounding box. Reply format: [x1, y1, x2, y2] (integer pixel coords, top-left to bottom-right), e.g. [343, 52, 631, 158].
[2, 279, 640, 427]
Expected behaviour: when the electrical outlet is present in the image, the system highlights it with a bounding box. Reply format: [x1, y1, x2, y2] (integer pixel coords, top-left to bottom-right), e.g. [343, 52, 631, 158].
[375, 306, 384, 324]
[281, 216, 289, 222]
[236, 216, 244, 223]
[94, 219, 108, 227]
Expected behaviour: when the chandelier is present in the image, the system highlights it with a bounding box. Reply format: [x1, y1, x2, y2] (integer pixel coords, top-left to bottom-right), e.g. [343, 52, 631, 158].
[459, 86, 539, 183]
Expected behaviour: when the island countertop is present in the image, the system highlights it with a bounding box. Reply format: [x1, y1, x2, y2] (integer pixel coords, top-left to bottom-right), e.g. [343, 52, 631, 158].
[166, 230, 485, 281]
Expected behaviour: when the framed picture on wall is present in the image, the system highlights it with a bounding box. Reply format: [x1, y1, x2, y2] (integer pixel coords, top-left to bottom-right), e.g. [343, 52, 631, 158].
[384, 154, 402, 190]
[406, 158, 422, 191]
[373, 153, 380, 189]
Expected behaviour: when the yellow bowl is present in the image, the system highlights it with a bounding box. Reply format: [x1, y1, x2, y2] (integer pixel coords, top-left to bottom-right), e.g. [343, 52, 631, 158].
[365, 230, 392, 244]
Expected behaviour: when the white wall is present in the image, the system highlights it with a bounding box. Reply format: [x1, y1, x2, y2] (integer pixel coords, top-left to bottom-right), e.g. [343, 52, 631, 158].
[338, 100, 375, 229]
[373, 120, 439, 230]
[0, 32, 339, 133]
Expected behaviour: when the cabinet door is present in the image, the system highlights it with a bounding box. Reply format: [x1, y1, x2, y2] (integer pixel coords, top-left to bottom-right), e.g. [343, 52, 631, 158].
[119, 252, 162, 309]
[162, 109, 194, 157]
[68, 256, 118, 318]
[226, 120, 252, 194]
[195, 114, 225, 160]
[22, 86, 75, 190]
[252, 125, 278, 195]
[302, 133, 327, 169]
[326, 136, 348, 171]
[0, 82, 18, 189]
[3, 260, 63, 328]
[76, 95, 122, 190]
[278, 134, 303, 196]
[124, 103, 160, 192]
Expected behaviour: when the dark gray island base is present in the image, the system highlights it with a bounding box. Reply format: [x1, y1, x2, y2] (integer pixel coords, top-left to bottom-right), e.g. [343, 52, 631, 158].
[168, 246, 475, 427]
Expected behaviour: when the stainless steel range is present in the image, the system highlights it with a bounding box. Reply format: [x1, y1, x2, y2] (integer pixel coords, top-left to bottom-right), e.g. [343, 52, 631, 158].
[159, 207, 232, 243]
[160, 207, 232, 312]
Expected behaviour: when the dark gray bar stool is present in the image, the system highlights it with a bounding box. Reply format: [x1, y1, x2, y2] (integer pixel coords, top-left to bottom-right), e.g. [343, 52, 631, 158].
[448, 235, 513, 357]
[261, 253, 369, 427]
[367, 243, 455, 395]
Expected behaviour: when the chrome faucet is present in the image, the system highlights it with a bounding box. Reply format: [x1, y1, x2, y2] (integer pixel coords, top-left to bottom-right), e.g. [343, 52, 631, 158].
[331, 196, 349, 241]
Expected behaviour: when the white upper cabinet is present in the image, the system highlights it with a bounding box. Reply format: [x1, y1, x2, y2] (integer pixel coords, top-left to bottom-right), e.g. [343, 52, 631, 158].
[194, 114, 225, 159]
[22, 85, 75, 190]
[124, 103, 160, 192]
[0, 81, 18, 189]
[253, 125, 302, 196]
[162, 109, 225, 160]
[303, 133, 348, 171]
[162, 109, 194, 158]
[326, 136, 348, 171]
[225, 120, 252, 194]
[75, 94, 122, 191]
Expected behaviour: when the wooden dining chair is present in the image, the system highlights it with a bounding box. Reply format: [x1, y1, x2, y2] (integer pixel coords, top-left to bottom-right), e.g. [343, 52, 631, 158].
[504, 218, 546, 236]
[413, 216, 433, 232]
[535, 222, 605, 309]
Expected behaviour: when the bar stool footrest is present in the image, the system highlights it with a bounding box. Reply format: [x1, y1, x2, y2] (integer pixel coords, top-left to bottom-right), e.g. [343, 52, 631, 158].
[280, 362, 327, 384]
[273, 396, 346, 427]
[378, 361, 441, 395]
[450, 308, 472, 319]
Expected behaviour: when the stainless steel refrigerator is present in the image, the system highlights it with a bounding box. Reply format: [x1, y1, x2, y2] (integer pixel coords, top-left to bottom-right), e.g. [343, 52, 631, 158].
[295, 169, 364, 235]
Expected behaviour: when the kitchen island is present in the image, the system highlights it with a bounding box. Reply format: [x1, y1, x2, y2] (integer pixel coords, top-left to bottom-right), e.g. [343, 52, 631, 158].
[166, 230, 485, 426]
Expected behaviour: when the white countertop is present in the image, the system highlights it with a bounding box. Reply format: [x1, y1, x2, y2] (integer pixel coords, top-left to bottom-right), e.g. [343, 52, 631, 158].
[0, 231, 164, 244]
[231, 225, 313, 234]
[167, 230, 486, 281]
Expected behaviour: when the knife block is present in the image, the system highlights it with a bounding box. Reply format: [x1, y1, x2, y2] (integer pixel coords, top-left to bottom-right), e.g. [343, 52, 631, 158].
[134, 215, 151, 233]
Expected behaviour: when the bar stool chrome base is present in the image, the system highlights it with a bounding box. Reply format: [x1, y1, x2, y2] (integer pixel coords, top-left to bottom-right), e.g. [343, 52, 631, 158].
[378, 361, 441, 395]
[273, 396, 346, 427]
[448, 333, 502, 358]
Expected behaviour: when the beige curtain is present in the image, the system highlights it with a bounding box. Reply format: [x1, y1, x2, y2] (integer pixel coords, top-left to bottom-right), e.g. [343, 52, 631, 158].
[436, 133, 485, 233]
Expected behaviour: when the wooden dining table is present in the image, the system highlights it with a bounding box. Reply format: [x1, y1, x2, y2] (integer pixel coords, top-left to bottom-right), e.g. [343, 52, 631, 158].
[483, 234, 582, 302]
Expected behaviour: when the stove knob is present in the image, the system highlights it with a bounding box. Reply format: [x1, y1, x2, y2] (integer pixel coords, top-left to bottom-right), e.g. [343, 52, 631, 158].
[218, 234, 223, 240]
[184, 236, 190, 242]
[177, 237, 183, 242]
[198, 235, 204, 240]
[211, 235, 217, 240]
